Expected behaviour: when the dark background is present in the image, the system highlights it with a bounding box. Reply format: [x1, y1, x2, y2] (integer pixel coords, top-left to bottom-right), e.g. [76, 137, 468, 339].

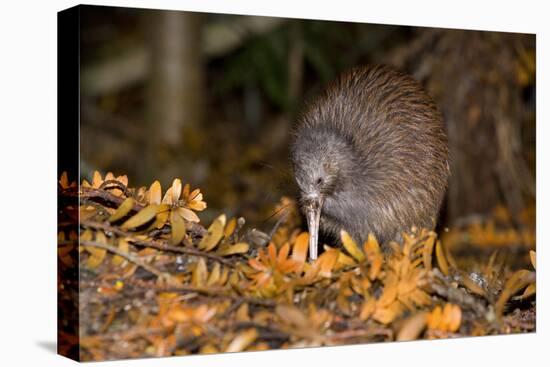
[79, 5, 535, 232]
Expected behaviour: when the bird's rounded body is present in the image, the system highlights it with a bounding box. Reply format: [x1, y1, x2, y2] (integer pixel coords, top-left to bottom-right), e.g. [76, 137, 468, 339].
[290, 65, 449, 258]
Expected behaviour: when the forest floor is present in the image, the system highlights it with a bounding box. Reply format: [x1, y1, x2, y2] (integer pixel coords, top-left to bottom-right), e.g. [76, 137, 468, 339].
[58, 172, 535, 361]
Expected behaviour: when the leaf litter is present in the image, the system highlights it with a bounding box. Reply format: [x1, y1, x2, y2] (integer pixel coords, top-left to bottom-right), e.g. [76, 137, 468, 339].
[57, 171, 536, 361]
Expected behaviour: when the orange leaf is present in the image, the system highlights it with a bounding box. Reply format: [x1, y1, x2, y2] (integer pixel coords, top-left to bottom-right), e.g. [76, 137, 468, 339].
[277, 242, 291, 264]
[292, 232, 309, 272]
[317, 249, 339, 278]
[427, 306, 442, 330]
[359, 297, 376, 321]
[267, 243, 277, 263]
[446, 304, 461, 332]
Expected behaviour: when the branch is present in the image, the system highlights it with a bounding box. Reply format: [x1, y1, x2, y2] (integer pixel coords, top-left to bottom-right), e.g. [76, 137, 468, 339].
[81, 240, 166, 279]
[81, 220, 231, 267]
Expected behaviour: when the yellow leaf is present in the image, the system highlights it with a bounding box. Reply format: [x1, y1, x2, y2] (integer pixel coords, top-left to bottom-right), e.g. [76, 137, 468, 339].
[340, 230, 365, 262]
[198, 214, 226, 251]
[148, 180, 162, 205]
[275, 305, 308, 328]
[225, 329, 258, 353]
[177, 207, 200, 223]
[80, 229, 93, 242]
[85, 231, 107, 269]
[92, 171, 102, 187]
[302, 261, 321, 283]
[192, 258, 207, 287]
[217, 242, 249, 256]
[372, 301, 402, 324]
[520, 283, 536, 299]
[182, 183, 190, 198]
[235, 303, 250, 322]
[170, 209, 186, 245]
[206, 262, 221, 286]
[377, 273, 398, 307]
[435, 240, 449, 276]
[171, 178, 182, 202]
[162, 187, 174, 205]
[396, 312, 428, 341]
[364, 233, 383, 280]
[146, 204, 170, 231]
[224, 217, 237, 237]
[530, 250, 536, 269]
[496, 269, 536, 318]
[112, 238, 129, 266]
[108, 197, 135, 223]
[336, 251, 357, 267]
[121, 204, 159, 229]
[200, 344, 219, 354]
[422, 233, 436, 271]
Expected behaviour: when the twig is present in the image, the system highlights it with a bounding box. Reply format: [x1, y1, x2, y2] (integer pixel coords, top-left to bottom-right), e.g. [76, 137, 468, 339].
[158, 286, 275, 308]
[81, 240, 166, 279]
[81, 220, 230, 267]
[78, 187, 142, 211]
[69, 187, 207, 237]
[118, 277, 275, 307]
[98, 179, 132, 197]
[327, 327, 393, 342]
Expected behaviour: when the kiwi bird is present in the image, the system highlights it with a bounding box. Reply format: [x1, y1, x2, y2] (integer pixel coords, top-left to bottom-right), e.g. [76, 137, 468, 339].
[290, 65, 449, 259]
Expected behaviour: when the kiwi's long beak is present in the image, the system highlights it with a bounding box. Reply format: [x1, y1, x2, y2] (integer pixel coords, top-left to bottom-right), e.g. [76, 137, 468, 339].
[305, 195, 323, 260]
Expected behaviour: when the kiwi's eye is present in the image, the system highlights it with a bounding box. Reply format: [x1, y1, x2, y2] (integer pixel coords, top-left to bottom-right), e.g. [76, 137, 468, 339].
[316, 177, 323, 185]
